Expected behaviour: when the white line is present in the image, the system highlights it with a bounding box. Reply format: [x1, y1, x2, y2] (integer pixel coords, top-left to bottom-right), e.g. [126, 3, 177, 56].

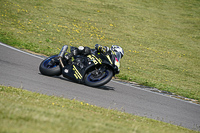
[111, 80, 200, 106]
[0, 42, 44, 60]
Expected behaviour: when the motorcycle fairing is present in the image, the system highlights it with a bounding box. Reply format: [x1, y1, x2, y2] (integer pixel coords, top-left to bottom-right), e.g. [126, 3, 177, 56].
[62, 52, 118, 83]
[83, 53, 117, 76]
[62, 63, 84, 82]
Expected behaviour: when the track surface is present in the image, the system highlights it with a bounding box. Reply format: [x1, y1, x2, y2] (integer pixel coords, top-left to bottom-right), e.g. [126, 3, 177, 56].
[0, 43, 200, 131]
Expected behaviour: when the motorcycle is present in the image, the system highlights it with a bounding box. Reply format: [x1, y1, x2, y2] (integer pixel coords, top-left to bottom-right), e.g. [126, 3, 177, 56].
[39, 45, 122, 87]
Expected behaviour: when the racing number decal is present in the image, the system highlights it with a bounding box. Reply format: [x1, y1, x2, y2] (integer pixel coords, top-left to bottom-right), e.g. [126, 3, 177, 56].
[87, 55, 102, 65]
[73, 65, 82, 79]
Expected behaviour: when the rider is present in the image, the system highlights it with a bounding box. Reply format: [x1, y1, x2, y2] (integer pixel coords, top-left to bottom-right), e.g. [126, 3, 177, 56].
[64, 44, 124, 72]
[65, 44, 123, 59]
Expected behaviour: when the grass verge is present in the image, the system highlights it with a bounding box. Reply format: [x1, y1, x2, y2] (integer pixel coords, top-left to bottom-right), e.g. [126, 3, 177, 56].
[0, 85, 198, 133]
[0, 0, 199, 101]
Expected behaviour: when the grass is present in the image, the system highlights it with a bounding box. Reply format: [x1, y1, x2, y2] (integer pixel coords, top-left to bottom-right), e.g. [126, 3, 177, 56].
[0, 0, 199, 101]
[0, 85, 198, 133]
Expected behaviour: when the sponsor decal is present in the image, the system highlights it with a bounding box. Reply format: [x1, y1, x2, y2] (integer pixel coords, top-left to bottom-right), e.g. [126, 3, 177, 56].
[87, 54, 102, 65]
[106, 55, 113, 64]
[73, 65, 82, 79]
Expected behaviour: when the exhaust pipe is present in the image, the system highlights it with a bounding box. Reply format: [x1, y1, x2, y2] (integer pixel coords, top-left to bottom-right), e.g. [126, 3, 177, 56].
[58, 45, 68, 68]
[58, 45, 68, 58]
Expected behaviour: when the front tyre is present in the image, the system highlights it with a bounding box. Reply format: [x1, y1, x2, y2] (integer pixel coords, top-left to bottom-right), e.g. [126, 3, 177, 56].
[84, 68, 113, 87]
[39, 55, 61, 76]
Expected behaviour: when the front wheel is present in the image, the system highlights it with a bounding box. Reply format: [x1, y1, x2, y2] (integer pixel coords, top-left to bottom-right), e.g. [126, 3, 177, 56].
[39, 55, 61, 76]
[84, 67, 113, 87]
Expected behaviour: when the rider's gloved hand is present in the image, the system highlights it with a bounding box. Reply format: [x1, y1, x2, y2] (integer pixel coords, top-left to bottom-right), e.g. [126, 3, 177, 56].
[95, 44, 101, 51]
[95, 44, 110, 54]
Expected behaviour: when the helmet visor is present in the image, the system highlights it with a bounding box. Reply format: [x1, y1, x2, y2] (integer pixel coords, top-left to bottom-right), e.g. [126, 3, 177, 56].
[115, 52, 122, 62]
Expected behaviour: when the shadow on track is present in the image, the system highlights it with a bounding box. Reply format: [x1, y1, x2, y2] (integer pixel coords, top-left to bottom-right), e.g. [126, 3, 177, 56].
[38, 73, 115, 91]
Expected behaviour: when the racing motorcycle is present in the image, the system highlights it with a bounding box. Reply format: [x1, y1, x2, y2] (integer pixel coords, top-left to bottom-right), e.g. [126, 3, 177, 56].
[39, 44, 124, 87]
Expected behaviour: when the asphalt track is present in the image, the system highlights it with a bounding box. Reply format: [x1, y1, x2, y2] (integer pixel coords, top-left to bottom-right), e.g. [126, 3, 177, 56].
[0, 42, 200, 131]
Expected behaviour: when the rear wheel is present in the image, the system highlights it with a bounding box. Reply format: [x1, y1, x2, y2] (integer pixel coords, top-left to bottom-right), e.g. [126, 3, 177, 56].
[39, 55, 61, 76]
[84, 67, 113, 87]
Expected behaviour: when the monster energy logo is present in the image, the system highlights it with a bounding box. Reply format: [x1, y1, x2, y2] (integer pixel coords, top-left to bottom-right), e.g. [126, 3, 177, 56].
[73, 65, 82, 79]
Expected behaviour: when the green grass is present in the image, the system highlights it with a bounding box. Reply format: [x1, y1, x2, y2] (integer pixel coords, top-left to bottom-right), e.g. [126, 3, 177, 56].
[0, 0, 199, 101]
[0, 85, 198, 133]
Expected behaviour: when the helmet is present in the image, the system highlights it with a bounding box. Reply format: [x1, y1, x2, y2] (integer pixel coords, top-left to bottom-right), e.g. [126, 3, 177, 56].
[111, 45, 124, 58]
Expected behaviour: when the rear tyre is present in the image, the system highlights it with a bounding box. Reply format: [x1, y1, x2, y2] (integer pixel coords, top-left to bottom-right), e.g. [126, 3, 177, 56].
[39, 55, 61, 76]
[84, 68, 113, 87]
